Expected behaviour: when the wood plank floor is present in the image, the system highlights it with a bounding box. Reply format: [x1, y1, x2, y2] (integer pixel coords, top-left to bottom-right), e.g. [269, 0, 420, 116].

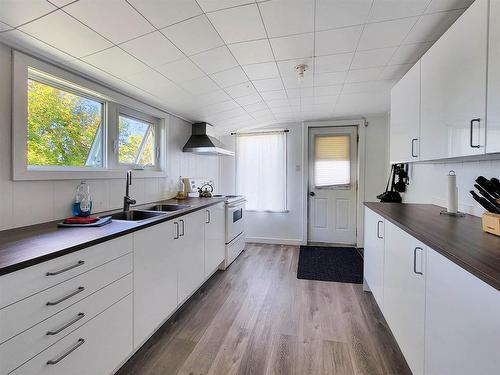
[117, 243, 411, 375]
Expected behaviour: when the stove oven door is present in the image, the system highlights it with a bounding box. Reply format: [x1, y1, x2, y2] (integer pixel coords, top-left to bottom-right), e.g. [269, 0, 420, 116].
[226, 201, 245, 243]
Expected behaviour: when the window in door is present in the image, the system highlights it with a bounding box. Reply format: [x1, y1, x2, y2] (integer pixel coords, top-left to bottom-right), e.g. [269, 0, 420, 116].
[236, 132, 287, 212]
[313, 134, 351, 188]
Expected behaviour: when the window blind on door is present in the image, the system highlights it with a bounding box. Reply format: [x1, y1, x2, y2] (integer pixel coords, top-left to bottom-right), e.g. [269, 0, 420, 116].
[314, 134, 351, 187]
[236, 132, 287, 211]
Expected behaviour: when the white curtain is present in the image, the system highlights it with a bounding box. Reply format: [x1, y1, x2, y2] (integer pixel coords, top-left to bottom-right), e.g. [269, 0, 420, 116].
[236, 132, 287, 211]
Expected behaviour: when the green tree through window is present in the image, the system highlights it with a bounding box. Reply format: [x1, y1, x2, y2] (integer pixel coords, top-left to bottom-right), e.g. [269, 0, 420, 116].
[27, 79, 103, 167]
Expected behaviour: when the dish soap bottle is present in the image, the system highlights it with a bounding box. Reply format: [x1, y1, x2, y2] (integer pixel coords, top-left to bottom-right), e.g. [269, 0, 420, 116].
[73, 181, 92, 217]
[175, 176, 187, 200]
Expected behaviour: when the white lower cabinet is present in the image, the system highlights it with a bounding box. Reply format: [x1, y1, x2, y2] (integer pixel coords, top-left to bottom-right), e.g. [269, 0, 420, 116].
[363, 208, 385, 309]
[133, 221, 179, 347]
[384, 222, 426, 375]
[177, 210, 205, 304]
[204, 203, 225, 277]
[425, 249, 500, 375]
[11, 294, 133, 375]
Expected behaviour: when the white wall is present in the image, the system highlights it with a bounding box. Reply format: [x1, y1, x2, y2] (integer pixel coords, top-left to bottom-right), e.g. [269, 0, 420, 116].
[220, 115, 390, 245]
[0, 43, 220, 230]
[402, 159, 500, 217]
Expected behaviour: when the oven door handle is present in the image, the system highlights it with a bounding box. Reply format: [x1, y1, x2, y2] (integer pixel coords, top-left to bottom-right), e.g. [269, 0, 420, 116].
[226, 200, 247, 208]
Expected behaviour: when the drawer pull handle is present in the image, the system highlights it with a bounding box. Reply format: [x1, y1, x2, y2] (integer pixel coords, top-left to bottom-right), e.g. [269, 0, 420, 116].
[46, 260, 85, 276]
[46, 287, 85, 306]
[46, 338, 85, 365]
[46, 313, 85, 336]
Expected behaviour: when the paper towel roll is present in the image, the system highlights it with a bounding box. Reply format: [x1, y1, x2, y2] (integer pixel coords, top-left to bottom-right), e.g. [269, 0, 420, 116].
[447, 170, 458, 213]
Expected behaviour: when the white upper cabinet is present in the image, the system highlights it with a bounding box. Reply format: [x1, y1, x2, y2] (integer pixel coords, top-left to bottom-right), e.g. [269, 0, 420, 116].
[390, 61, 421, 163]
[420, 0, 488, 160]
[363, 208, 385, 310]
[487, 0, 500, 153]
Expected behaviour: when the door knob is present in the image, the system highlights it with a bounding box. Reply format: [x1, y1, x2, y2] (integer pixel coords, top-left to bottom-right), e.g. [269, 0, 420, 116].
[309, 191, 316, 196]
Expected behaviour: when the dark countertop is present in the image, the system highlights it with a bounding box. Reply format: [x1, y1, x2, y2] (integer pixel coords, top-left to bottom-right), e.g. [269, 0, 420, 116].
[365, 202, 500, 292]
[0, 197, 225, 276]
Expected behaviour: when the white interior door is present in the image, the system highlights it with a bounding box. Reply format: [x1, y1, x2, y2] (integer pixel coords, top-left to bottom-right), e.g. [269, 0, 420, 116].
[308, 126, 357, 245]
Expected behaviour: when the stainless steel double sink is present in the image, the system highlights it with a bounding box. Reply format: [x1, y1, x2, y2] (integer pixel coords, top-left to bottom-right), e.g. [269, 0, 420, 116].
[110, 204, 191, 222]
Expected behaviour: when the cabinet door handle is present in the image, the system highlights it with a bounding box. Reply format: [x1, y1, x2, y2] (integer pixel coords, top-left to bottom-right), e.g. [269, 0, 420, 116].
[376, 221, 384, 239]
[411, 138, 418, 158]
[179, 219, 185, 236]
[174, 222, 179, 239]
[46, 286, 85, 306]
[46, 260, 85, 276]
[413, 247, 423, 275]
[206, 210, 211, 224]
[46, 338, 85, 365]
[46, 313, 85, 336]
[470, 118, 481, 148]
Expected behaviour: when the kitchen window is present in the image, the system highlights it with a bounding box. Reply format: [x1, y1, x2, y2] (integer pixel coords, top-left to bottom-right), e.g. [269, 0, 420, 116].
[12, 51, 166, 180]
[235, 131, 287, 212]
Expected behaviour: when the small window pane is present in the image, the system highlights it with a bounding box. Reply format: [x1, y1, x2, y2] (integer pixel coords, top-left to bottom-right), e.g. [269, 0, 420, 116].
[314, 134, 350, 187]
[118, 115, 155, 166]
[27, 79, 103, 167]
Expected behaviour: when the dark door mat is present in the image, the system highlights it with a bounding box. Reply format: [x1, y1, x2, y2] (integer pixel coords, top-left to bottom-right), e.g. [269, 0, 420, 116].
[297, 246, 363, 284]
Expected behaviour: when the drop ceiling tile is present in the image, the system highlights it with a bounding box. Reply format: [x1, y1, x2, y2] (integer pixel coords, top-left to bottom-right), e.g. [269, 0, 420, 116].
[125, 69, 180, 98]
[271, 105, 293, 114]
[346, 67, 384, 83]
[277, 58, 313, 77]
[191, 46, 238, 74]
[235, 93, 262, 106]
[335, 91, 390, 116]
[343, 80, 393, 94]
[314, 71, 347, 86]
[350, 47, 397, 69]
[388, 42, 433, 65]
[242, 62, 279, 80]
[83, 47, 149, 78]
[0, 21, 13, 32]
[358, 17, 418, 51]
[120, 32, 184, 67]
[198, 89, 232, 105]
[225, 81, 256, 98]
[202, 100, 240, 115]
[258, 0, 314, 38]
[314, 85, 342, 97]
[207, 4, 266, 44]
[207, 107, 247, 122]
[315, 0, 372, 31]
[315, 26, 363, 56]
[286, 87, 314, 98]
[425, 0, 473, 13]
[19, 10, 112, 57]
[260, 90, 287, 100]
[180, 75, 219, 94]
[314, 53, 353, 73]
[128, 0, 202, 29]
[367, 0, 429, 22]
[244, 101, 268, 113]
[211, 66, 248, 87]
[198, 0, 255, 12]
[156, 58, 205, 83]
[252, 78, 284, 92]
[161, 15, 223, 56]
[379, 64, 413, 80]
[404, 9, 462, 44]
[0, 0, 55, 27]
[266, 98, 291, 108]
[282, 74, 313, 89]
[48, 0, 74, 6]
[313, 95, 338, 105]
[228, 39, 274, 65]
[270, 33, 314, 60]
[64, 0, 154, 44]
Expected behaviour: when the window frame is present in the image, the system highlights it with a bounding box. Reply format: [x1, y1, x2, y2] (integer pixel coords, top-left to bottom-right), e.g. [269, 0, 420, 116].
[12, 51, 167, 180]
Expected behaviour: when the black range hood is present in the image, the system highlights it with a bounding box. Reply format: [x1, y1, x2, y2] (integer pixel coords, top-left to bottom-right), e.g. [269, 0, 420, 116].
[183, 122, 234, 156]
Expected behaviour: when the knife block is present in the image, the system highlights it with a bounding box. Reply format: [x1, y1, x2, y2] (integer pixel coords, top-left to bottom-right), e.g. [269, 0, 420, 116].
[482, 212, 500, 236]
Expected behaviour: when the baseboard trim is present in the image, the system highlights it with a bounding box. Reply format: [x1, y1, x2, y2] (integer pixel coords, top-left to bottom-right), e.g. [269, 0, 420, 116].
[245, 237, 303, 246]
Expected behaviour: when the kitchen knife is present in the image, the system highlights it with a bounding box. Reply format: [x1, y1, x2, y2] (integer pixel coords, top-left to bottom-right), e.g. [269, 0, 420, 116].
[474, 183, 500, 209]
[476, 176, 500, 199]
[470, 190, 500, 213]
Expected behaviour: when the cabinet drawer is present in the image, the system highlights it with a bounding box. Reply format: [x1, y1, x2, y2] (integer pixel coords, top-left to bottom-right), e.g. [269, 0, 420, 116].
[0, 235, 133, 309]
[0, 274, 132, 375]
[0, 253, 132, 344]
[10, 294, 133, 375]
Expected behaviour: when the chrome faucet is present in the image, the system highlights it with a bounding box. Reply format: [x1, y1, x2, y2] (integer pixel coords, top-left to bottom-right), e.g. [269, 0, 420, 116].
[123, 170, 136, 212]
